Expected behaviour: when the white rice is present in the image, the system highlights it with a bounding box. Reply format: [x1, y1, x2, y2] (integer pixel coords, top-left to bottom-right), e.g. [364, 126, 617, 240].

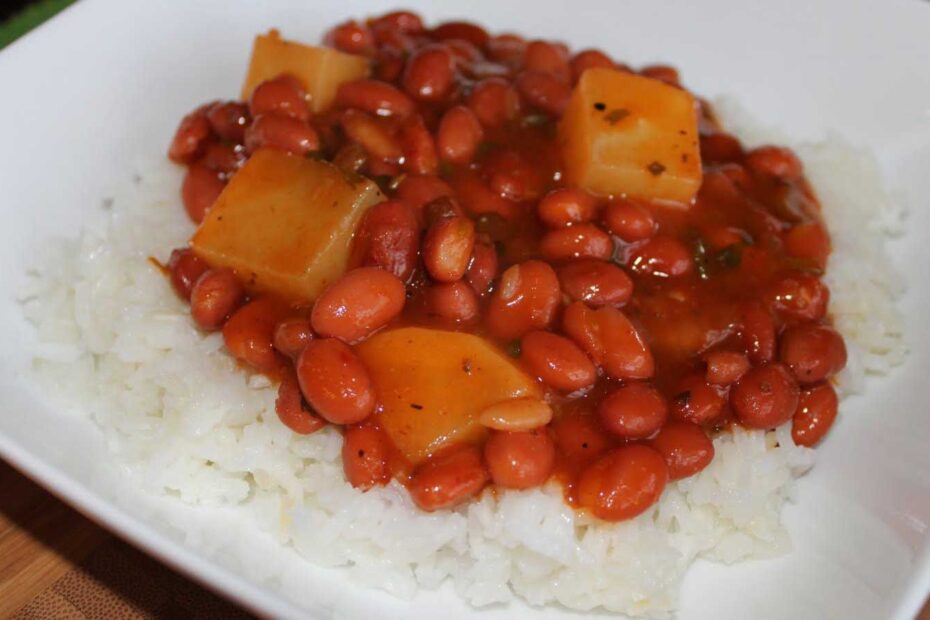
[18, 101, 906, 616]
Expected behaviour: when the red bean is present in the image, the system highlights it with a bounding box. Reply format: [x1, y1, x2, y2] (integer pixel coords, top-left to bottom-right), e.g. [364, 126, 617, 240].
[275, 374, 326, 434]
[515, 70, 571, 116]
[223, 297, 288, 373]
[628, 236, 693, 278]
[767, 273, 829, 322]
[537, 188, 598, 228]
[704, 225, 748, 252]
[486, 34, 526, 65]
[402, 45, 456, 102]
[343, 425, 392, 490]
[570, 49, 614, 82]
[700, 133, 743, 164]
[244, 114, 320, 155]
[521, 331, 597, 391]
[466, 240, 498, 296]
[738, 302, 777, 364]
[311, 267, 406, 343]
[201, 142, 246, 175]
[332, 142, 368, 173]
[371, 26, 414, 53]
[540, 224, 613, 262]
[671, 373, 726, 425]
[485, 429, 555, 489]
[427, 281, 479, 323]
[486, 260, 560, 340]
[324, 20, 376, 56]
[437, 106, 484, 164]
[562, 302, 654, 380]
[273, 318, 313, 359]
[334, 79, 415, 118]
[784, 221, 830, 270]
[484, 148, 543, 202]
[745, 146, 803, 179]
[603, 199, 656, 242]
[779, 324, 847, 384]
[370, 10, 424, 35]
[704, 350, 750, 386]
[190, 268, 244, 331]
[730, 363, 800, 429]
[167, 248, 208, 300]
[395, 174, 454, 217]
[296, 338, 376, 424]
[523, 40, 571, 83]
[399, 114, 438, 175]
[373, 48, 406, 83]
[340, 109, 402, 162]
[351, 200, 419, 282]
[791, 383, 838, 447]
[452, 170, 520, 220]
[408, 446, 489, 511]
[168, 107, 211, 163]
[649, 423, 714, 480]
[640, 65, 680, 85]
[552, 412, 612, 465]
[431, 21, 490, 48]
[446, 38, 484, 66]
[206, 101, 250, 143]
[423, 216, 476, 283]
[558, 260, 633, 307]
[576, 445, 668, 521]
[422, 196, 466, 226]
[181, 163, 225, 224]
[599, 383, 668, 439]
[466, 78, 521, 128]
[249, 74, 309, 122]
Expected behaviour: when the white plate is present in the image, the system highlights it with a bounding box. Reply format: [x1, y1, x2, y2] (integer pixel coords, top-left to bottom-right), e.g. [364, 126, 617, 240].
[1, 1, 929, 618]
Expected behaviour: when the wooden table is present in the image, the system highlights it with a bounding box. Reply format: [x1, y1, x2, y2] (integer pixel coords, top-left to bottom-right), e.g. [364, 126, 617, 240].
[1, 456, 927, 619]
[0, 458, 252, 619]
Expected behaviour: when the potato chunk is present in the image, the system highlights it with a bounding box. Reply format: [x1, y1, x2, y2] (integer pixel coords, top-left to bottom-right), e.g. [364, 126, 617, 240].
[355, 327, 542, 465]
[191, 149, 383, 302]
[241, 29, 370, 112]
[558, 68, 702, 205]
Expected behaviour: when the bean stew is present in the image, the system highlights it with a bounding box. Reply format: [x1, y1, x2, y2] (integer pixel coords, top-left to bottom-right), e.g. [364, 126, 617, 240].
[165, 11, 845, 521]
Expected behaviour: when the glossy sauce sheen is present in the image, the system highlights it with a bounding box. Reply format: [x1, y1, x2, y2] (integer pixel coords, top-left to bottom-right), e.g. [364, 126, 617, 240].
[166, 11, 845, 521]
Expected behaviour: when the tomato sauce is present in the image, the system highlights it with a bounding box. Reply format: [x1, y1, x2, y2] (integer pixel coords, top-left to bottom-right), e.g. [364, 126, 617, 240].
[165, 11, 846, 521]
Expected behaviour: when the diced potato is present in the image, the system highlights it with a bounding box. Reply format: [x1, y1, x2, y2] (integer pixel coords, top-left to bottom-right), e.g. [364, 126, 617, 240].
[558, 68, 702, 205]
[241, 29, 370, 112]
[191, 149, 383, 302]
[355, 327, 542, 465]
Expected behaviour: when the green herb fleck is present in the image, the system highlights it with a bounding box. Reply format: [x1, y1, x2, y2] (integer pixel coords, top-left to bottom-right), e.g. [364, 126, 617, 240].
[476, 140, 500, 158]
[594, 102, 607, 111]
[715, 244, 742, 268]
[506, 340, 522, 358]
